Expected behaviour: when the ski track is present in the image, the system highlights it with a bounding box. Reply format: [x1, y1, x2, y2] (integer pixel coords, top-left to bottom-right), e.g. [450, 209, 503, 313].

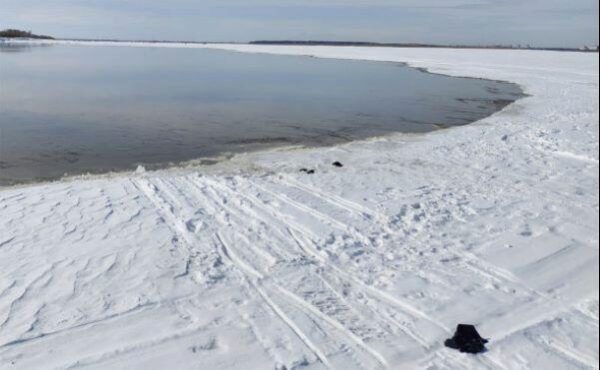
[0, 43, 598, 369]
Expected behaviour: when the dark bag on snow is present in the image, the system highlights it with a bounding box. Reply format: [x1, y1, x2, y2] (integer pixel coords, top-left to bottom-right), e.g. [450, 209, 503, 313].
[444, 324, 489, 354]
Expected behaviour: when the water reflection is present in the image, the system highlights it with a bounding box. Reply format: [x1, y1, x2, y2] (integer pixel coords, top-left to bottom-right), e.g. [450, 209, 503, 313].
[0, 42, 52, 53]
[0, 44, 523, 185]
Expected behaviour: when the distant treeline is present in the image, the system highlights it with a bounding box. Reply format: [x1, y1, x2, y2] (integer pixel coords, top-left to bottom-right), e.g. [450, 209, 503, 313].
[2, 31, 596, 53]
[250, 40, 599, 53]
[0, 29, 54, 39]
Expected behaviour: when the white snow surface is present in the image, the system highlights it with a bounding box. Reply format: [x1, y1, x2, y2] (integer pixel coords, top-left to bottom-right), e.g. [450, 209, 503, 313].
[0, 43, 599, 369]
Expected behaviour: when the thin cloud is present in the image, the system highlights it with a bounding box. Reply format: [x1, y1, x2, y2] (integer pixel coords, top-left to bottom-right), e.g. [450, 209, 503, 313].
[1, 0, 597, 47]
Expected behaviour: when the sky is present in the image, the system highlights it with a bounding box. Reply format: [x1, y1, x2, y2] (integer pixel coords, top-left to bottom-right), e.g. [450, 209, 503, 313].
[1, 0, 598, 47]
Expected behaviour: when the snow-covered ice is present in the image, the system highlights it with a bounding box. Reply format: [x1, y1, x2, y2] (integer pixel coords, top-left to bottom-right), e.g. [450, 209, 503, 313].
[0, 43, 598, 369]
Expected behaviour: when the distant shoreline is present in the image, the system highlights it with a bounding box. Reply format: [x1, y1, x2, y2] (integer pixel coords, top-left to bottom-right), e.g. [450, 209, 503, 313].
[0, 29, 53, 39]
[249, 40, 599, 53]
[1, 36, 597, 53]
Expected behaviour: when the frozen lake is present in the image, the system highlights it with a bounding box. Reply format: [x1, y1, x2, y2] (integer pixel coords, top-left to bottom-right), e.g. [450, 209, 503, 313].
[0, 44, 597, 370]
[0, 43, 522, 185]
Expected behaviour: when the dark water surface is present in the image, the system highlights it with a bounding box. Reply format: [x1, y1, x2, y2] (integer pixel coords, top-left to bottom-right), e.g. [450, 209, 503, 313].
[0, 43, 522, 185]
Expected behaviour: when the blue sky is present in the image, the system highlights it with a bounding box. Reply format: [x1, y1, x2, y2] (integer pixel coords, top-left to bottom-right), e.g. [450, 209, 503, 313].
[1, 0, 598, 47]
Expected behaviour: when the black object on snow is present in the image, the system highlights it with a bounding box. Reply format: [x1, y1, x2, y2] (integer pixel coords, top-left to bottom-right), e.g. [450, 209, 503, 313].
[299, 168, 315, 174]
[444, 324, 489, 354]
[332, 161, 344, 167]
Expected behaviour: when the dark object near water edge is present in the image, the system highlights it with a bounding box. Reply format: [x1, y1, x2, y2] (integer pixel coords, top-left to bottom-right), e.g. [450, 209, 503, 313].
[444, 324, 489, 354]
[332, 161, 343, 167]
